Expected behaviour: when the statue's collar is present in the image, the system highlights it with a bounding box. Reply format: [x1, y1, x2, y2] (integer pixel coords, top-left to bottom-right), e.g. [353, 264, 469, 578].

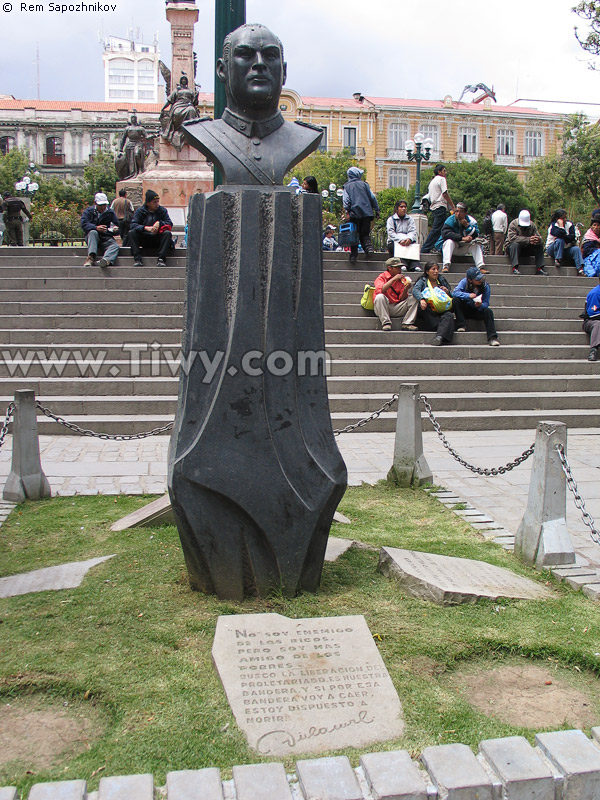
[222, 108, 284, 139]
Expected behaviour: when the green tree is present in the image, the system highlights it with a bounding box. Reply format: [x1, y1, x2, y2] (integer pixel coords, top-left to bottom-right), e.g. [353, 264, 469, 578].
[32, 176, 90, 211]
[573, 1, 600, 67]
[83, 149, 119, 197]
[441, 158, 531, 225]
[285, 148, 360, 194]
[559, 113, 600, 207]
[524, 153, 589, 225]
[0, 148, 31, 196]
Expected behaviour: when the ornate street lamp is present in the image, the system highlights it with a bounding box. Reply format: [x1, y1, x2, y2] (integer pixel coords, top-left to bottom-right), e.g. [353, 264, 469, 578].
[404, 132, 434, 213]
[321, 182, 344, 214]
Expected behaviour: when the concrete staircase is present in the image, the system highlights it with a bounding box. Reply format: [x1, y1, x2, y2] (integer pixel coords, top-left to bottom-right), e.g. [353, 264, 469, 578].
[0, 246, 597, 434]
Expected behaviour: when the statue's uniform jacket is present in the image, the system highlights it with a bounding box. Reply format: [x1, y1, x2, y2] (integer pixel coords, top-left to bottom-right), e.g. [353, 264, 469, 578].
[183, 112, 322, 186]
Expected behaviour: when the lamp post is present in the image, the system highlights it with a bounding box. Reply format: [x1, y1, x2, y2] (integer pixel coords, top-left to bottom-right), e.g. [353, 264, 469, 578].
[404, 132, 434, 213]
[321, 183, 344, 214]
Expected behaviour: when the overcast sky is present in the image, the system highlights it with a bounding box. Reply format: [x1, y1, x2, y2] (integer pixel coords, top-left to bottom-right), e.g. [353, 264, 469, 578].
[1, 0, 599, 118]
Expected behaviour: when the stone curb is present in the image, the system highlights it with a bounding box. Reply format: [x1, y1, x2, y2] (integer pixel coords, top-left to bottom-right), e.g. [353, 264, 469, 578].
[4, 727, 600, 798]
[429, 488, 600, 600]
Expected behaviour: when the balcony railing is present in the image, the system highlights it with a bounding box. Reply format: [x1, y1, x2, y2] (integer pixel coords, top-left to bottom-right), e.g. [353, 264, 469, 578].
[326, 145, 366, 159]
[43, 154, 65, 166]
[456, 152, 480, 163]
[387, 149, 441, 162]
[524, 154, 542, 166]
[495, 154, 518, 166]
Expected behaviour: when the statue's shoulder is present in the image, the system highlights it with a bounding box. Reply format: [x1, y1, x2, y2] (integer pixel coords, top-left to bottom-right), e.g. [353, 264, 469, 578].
[293, 120, 324, 133]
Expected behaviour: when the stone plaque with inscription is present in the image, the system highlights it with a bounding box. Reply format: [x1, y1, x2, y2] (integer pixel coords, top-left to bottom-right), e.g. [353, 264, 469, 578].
[212, 613, 404, 756]
[379, 547, 553, 605]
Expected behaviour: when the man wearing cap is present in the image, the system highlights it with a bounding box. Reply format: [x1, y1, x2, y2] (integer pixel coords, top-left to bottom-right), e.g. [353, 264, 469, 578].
[129, 189, 174, 267]
[506, 210, 547, 276]
[373, 257, 419, 331]
[322, 225, 339, 251]
[80, 192, 120, 268]
[342, 166, 379, 263]
[1, 191, 32, 246]
[452, 266, 500, 346]
[436, 202, 487, 274]
[386, 199, 422, 272]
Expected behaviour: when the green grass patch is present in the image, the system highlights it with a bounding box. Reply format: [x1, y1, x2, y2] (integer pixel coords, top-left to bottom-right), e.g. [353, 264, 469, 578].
[1, 484, 600, 794]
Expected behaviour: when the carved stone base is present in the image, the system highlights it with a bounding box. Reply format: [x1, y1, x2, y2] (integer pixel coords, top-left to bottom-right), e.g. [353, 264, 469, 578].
[168, 187, 347, 600]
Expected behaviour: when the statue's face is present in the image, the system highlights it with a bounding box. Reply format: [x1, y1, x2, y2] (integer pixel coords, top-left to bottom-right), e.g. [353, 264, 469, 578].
[131, 115, 138, 125]
[218, 26, 286, 113]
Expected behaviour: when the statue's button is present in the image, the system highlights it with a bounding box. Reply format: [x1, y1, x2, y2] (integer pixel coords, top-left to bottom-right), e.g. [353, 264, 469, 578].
[253, 154, 262, 160]
[239, 123, 246, 130]
[252, 138, 261, 146]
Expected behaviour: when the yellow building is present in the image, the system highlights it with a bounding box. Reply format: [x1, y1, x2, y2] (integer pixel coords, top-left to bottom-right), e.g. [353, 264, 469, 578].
[279, 90, 563, 193]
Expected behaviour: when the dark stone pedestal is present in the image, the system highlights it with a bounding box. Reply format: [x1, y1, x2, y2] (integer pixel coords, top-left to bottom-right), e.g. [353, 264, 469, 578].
[168, 187, 347, 600]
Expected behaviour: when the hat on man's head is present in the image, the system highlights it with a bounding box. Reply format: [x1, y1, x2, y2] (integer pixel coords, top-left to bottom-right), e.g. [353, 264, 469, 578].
[518, 210, 531, 226]
[94, 192, 108, 205]
[466, 266, 484, 282]
[145, 189, 159, 203]
[591, 213, 600, 225]
[385, 257, 403, 269]
[326, 224, 336, 231]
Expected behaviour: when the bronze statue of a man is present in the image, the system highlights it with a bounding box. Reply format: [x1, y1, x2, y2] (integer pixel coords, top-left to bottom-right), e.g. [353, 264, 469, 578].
[116, 114, 148, 180]
[183, 23, 322, 184]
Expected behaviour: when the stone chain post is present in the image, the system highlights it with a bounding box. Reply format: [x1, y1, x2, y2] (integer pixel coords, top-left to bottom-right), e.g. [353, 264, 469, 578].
[3, 389, 51, 503]
[515, 421, 575, 568]
[388, 383, 432, 488]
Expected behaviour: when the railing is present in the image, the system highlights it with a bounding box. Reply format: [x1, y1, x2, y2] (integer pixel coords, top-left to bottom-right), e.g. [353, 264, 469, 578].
[43, 154, 66, 166]
[455, 151, 480, 162]
[29, 220, 85, 246]
[387, 149, 441, 162]
[326, 145, 366, 158]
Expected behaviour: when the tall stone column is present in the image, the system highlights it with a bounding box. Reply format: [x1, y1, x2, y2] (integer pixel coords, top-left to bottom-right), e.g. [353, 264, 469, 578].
[165, 1, 199, 87]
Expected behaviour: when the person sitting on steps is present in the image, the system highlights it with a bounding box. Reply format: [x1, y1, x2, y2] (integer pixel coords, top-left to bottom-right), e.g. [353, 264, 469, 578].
[412, 262, 461, 346]
[452, 266, 500, 346]
[581, 275, 600, 362]
[128, 190, 174, 267]
[373, 257, 419, 332]
[80, 192, 120, 268]
[506, 210, 548, 276]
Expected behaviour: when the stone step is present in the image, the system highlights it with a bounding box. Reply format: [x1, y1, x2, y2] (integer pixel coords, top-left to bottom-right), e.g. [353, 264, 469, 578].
[1, 277, 186, 290]
[1, 354, 595, 379]
[325, 307, 582, 326]
[324, 330, 587, 345]
[1, 302, 185, 316]
[0, 315, 184, 330]
[16, 406, 600, 435]
[14, 388, 600, 417]
[326, 342, 588, 359]
[2, 372, 597, 396]
[2, 289, 186, 302]
[325, 304, 583, 320]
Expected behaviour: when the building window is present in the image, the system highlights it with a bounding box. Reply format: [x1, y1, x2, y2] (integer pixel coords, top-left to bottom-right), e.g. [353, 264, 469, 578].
[109, 89, 135, 98]
[496, 129, 515, 155]
[0, 136, 15, 155]
[389, 167, 409, 189]
[46, 136, 62, 156]
[525, 130, 543, 157]
[109, 58, 134, 85]
[138, 58, 154, 85]
[317, 126, 328, 152]
[388, 122, 409, 151]
[343, 127, 357, 155]
[458, 126, 477, 154]
[92, 137, 108, 155]
[419, 123, 439, 152]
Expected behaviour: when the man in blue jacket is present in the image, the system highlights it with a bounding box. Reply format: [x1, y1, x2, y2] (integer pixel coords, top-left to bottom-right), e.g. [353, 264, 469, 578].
[452, 266, 499, 346]
[80, 192, 120, 268]
[436, 202, 487, 274]
[129, 189, 174, 267]
[583, 277, 600, 361]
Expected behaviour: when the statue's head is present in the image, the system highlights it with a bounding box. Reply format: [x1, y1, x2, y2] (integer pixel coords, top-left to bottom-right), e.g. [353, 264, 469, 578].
[130, 114, 138, 125]
[216, 23, 286, 117]
[180, 75, 189, 88]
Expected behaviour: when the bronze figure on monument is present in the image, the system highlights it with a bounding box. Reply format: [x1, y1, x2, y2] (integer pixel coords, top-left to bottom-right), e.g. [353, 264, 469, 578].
[159, 74, 200, 151]
[168, 23, 347, 600]
[116, 113, 149, 180]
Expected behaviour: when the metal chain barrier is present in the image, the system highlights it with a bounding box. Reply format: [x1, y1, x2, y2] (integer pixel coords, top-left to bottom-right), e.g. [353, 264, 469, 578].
[0, 402, 14, 452]
[333, 393, 398, 436]
[35, 401, 174, 441]
[554, 443, 600, 545]
[420, 393, 535, 475]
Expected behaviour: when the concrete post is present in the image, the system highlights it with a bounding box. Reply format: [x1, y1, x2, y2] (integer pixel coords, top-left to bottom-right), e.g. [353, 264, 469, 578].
[387, 383, 433, 488]
[412, 213, 428, 246]
[3, 390, 51, 503]
[515, 421, 575, 569]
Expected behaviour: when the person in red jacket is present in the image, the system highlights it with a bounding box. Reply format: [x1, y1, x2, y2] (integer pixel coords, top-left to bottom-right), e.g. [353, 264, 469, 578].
[373, 257, 419, 331]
